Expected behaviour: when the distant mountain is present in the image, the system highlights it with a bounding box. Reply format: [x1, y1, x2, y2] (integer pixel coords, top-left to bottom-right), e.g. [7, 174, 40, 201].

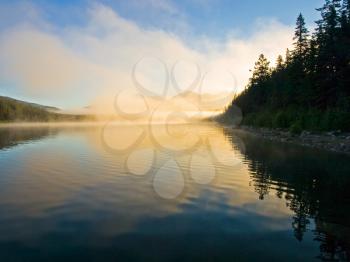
[0, 96, 60, 111]
[0, 96, 93, 122]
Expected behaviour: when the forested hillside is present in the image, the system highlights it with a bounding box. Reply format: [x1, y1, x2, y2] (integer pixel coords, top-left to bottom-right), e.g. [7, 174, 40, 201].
[0, 96, 92, 122]
[222, 0, 350, 133]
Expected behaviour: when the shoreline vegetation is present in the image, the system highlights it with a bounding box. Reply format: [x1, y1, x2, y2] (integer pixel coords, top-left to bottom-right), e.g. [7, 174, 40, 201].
[220, 0, 350, 136]
[0, 96, 95, 123]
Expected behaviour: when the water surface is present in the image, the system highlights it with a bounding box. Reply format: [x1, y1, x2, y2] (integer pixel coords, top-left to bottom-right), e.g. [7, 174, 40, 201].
[0, 123, 349, 261]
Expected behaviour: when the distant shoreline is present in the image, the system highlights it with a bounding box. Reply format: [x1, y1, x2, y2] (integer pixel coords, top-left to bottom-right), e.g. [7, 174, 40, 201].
[0, 121, 106, 128]
[0, 120, 205, 128]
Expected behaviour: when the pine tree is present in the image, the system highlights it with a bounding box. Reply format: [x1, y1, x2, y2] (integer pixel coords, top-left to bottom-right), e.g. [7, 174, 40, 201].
[316, 0, 341, 40]
[275, 55, 284, 71]
[341, 0, 350, 30]
[285, 48, 293, 66]
[314, 0, 342, 107]
[223, 0, 350, 132]
[293, 14, 309, 59]
[250, 54, 270, 85]
[343, 0, 350, 18]
[337, 0, 350, 101]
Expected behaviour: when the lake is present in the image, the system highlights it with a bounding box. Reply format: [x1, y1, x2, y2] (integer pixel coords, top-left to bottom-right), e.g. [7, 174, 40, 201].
[0, 123, 349, 261]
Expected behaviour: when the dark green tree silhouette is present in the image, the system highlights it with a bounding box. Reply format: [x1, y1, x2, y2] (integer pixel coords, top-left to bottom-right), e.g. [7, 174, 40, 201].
[293, 13, 309, 59]
[275, 55, 284, 71]
[250, 54, 271, 85]
[221, 0, 350, 132]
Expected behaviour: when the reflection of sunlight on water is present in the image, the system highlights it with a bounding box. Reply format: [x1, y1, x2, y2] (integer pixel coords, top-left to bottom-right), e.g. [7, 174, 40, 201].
[102, 123, 145, 152]
[190, 146, 216, 185]
[1, 123, 350, 260]
[207, 134, 244, 167]
[0, 123, 295, 241]
[153, 159, 185, 200]
[126, 148, 155, 176]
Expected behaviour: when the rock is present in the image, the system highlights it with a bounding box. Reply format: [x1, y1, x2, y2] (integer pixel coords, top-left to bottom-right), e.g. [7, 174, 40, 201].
[326, 131, 336, 137]
[300, 131, 311, 137]
[239, 126, 350, 154]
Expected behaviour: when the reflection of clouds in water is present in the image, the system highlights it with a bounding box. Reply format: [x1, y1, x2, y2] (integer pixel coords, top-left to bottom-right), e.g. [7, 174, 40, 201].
[148, 99, 202, 155]
[0, 125, 266, 206]
[207, 134, 244, 167]
[190, 147, 216, 185]
[153, 159, 185, 200]
[102, 123, 145, 152]
[0, 146, 82, 216]
[100, 122, 247, 199]
[126, 148, 155, 176]
[0, 124, 297, 244]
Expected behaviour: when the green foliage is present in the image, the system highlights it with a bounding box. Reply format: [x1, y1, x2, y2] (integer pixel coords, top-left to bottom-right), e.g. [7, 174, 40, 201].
[239, 108, 350, 132]
[293, 13, 309, 59]
[224, 0, 350, 132]
[0, 96, 92, 122]
[250, 54, 271, 85]
[273, 111, 290, 128]
[290, 121, 303, 135]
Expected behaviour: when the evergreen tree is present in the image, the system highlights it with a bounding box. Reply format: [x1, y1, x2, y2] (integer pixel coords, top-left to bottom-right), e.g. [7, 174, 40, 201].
[343, 0, 350, 18]
[222, 0, 350, 132]
[340, 0, 349, 28]
[316, 0, 341, 36]
[337, 0, 350, 103]
[250, 54, 270, 85]
[275, 55, 284, 71]
[340, 0, 350, 35]
[293, 14, 309, 59]
[343, 0, 350, 34]
[285, 48, 293, 65]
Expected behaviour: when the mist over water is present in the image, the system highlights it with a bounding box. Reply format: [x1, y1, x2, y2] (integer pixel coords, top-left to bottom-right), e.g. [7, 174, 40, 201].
[0, 123, 349, 261]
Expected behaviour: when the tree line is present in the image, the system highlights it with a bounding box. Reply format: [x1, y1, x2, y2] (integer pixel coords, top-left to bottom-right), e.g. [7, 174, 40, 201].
[0, 96, 92, 122]
[223, 0, 350, 133]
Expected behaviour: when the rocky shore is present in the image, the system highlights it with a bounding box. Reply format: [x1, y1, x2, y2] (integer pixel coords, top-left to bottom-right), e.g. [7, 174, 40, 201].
[236, 126, 350, 154]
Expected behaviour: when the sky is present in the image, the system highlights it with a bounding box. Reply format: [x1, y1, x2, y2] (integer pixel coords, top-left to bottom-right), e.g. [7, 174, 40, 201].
[0, 0, 324, 110]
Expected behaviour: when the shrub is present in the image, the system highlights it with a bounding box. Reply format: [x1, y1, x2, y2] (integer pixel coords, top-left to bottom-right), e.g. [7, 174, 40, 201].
[273, 111, 290, 128]
[289, 120, 303, 135]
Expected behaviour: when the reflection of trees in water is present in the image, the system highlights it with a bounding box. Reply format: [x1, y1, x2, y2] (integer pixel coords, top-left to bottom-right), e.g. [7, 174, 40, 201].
[314, 221, 350, 261]
[249, 162, 271, 200]
[223, 128, 350, 260]
[288, 193, 310, 241]
[0, 127, 58, 150]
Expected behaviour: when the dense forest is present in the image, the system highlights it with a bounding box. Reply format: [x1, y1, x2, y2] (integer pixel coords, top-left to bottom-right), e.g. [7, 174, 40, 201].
[222, 0, 350, 133]
[0, 96, 92, 122]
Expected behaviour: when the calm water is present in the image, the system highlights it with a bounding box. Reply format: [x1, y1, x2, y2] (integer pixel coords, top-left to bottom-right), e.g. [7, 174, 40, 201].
[0, 123, 350, 261]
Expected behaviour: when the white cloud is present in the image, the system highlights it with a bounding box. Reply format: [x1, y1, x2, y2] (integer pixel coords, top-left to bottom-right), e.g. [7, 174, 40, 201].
[0, 3, 293, 111]
[133, 0, 178, 14]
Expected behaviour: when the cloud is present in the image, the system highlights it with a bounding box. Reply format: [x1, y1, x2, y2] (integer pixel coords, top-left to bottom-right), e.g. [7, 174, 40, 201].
[0, 3, 293, 111]
[1, 29, 83, 91]
[128, 0, 178, 14]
